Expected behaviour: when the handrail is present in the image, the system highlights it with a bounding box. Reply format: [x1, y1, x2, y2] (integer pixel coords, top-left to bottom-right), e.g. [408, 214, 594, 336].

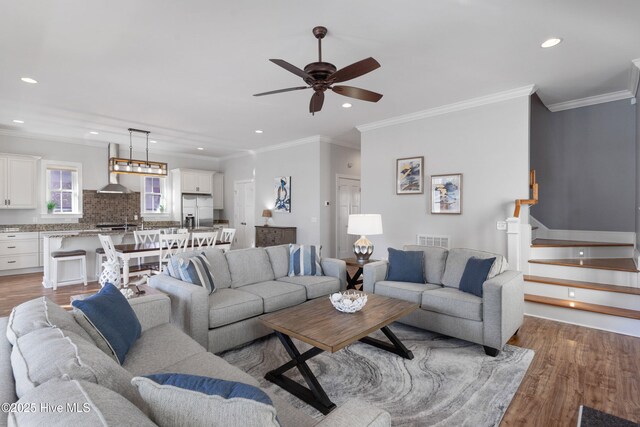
[513, 169, 538, 218]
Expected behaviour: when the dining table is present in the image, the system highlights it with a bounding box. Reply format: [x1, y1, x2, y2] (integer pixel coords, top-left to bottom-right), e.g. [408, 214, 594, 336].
[113, 239, 231, 285]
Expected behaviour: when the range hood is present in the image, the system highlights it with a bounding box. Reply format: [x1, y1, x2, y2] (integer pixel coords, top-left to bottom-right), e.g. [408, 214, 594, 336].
[97, 144, 132, 194]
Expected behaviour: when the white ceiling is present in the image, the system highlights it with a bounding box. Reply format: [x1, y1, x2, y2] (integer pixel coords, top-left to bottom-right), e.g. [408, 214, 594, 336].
[1, 0, 639, 158]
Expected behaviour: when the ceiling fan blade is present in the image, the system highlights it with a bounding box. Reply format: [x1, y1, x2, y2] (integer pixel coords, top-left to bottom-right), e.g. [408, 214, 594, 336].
[329, 57, 381, 83]
[270, 59, 314, 81]
[309, 91, 325, 114]
[253, 86, 309, 97]
[332, 85, 383, 102]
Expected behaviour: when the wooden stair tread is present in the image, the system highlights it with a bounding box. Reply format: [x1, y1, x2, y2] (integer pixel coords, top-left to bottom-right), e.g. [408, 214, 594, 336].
[531, 238, 634, 248]
[524, 275, 640, 296]
[528, 258, 639, 273]
[524, 294, 640, 320]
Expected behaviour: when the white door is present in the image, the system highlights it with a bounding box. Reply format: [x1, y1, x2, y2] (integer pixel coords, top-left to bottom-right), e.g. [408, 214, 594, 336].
[233, 180, 255, 249]
[337, 177, 361, 259]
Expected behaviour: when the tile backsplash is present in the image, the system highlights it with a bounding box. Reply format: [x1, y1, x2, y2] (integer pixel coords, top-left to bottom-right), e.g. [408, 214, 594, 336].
[80, 190, 140, 224]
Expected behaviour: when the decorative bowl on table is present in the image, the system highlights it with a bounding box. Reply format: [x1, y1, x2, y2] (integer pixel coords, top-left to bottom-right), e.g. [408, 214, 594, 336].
[330, 292, 368, 313]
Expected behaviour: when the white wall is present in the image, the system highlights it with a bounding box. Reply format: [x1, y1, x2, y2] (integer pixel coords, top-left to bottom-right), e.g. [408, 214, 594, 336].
[360, 95, 530, 259]
[0, 133, 221, 224]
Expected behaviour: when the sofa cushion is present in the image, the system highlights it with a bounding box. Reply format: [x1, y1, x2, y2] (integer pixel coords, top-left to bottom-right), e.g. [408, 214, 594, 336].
[6, 296, 92, 345]
[123, 323, 206, 376]
[73, 309, 119, 363]
[160, 352, 260, 387]
[132, 374, 279, 427]
[72, 283, 142, 365]
[10, 327, 145, 410]
[441, 248, 507, 289]
[288, 244, 323, 276]
[459, 257, 496, 297]
[8, 379, 155, 427]
[277, 276, 340, 299]
[179, 253, 216, 294]
[386, 248, 425, 283]
[265, 245, 290, 279]
[203, 247, 232, 289]
[226, 248, 275, 287]
[421, 287, 483, 321]
[208, 288, 264, 328]
[404, 245, 449, 285]
[240, 281, 306, 313]
[375, 281, 441, 304]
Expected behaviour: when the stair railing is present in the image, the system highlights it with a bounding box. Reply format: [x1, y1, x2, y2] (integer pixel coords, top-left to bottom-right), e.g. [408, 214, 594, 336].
[513, 170, 538, 218]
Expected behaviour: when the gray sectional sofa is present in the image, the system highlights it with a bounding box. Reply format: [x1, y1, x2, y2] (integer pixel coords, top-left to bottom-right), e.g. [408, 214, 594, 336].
[1, 294, 390, 426]
[149, 245, 347, 353]
[363, 246, 524, 356]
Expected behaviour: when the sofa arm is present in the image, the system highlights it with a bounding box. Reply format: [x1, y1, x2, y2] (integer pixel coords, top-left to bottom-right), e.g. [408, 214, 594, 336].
[149, 274, 209, 349]
[129, 294, 171, 332]
[322, 258, 347, 291]
[315, 399, 391, 427]
[363, 260, 388, 293]
[482, 270, 524, 351]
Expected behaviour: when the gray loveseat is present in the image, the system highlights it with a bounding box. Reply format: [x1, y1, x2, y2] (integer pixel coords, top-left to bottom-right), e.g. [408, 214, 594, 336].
[1, 294, 390, 427]
[363, 246, 524, 356]
[149, 245, 346, 353]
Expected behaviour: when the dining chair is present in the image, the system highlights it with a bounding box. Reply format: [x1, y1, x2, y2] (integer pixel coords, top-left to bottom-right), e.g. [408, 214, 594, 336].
[191, 231, 218, 250]
[133, 229, 160, 265]
[219, 228, 236, 251]
[158, 233, 190, 272]
[99, 234, 155, 286]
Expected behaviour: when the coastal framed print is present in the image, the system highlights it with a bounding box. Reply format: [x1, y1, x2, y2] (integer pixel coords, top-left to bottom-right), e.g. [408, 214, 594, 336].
[431, 173, 462, 214]
[274, 176, 291, 213]
[396, 156, 424, 195]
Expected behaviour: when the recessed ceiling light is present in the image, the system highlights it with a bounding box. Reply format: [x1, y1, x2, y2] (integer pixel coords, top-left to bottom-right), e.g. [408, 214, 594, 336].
[20, 77, 38, 84]
[150, 140, 157, 143]
[89, 131, 99, 135]
[342, 103, 352, 108]
[12, 119, 24, 124]
[255, 129, 263, 134]
[541, 38, 562, 48]
[197, 147, 204, 150]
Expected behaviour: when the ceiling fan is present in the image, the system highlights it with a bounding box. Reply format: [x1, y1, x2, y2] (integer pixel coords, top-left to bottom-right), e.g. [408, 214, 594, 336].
[253, 26, 383, 115]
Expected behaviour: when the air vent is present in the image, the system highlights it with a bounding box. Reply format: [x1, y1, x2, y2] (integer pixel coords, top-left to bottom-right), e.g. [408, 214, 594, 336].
[416, 234, 450, 249]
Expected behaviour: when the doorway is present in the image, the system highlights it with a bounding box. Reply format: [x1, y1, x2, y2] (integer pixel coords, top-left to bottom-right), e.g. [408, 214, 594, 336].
[233, 180, 255, 249]
[336, 175, 361, 259]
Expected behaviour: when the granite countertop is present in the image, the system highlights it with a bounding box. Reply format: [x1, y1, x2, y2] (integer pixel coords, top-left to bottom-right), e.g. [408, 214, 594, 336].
[42, 226, 223, 239]
[1, 220, 229, 235]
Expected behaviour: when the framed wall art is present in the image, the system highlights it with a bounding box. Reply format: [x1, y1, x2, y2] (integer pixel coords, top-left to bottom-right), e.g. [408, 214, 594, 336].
[396, 156, 424, 195]
[274, 176, 291, 213]
[431, 173, 462, 214]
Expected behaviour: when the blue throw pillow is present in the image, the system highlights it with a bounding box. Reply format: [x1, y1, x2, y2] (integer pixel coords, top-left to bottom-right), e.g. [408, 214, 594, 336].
[288, 244, 323, 276]
[71, 283, 141, 365]
[178, 253, 216, 294]
[459, 257, 496, 297]
[386, 248, 425, 283]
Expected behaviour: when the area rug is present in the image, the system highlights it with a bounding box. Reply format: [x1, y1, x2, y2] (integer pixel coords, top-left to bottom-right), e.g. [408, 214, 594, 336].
[578, 405, 638, 427]
[220, 323, 534, 426]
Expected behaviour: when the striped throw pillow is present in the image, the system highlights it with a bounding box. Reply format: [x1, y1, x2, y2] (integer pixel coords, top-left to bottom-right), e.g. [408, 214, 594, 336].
[178, 254, 216, 294]
[288, 244, 323, 277]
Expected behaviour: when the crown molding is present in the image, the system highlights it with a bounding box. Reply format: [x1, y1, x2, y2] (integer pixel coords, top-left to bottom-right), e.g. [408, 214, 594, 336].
[219, 135, 328, 161]
[356, 85, 537, 133]
[546, 90, 634, 112]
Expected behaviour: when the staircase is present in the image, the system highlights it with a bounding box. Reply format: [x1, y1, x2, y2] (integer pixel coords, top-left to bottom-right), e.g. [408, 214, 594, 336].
[524, 238, 640, 337]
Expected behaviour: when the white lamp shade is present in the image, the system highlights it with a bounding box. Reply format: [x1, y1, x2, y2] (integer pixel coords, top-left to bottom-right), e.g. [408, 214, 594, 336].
[347, 214, 383, 236]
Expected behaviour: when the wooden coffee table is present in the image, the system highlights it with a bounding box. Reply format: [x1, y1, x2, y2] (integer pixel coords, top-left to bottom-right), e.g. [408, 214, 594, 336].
[260, 292, 417, 414]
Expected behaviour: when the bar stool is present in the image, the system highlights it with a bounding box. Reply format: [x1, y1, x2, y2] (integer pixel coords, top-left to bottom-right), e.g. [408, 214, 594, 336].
[95, 247, 106, 280]
[51, 249, 88, 290]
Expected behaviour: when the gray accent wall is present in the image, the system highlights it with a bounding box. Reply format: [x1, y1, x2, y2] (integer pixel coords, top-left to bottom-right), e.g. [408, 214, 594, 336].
[360, 96, 530, 258]
[530, 95, 636, 232]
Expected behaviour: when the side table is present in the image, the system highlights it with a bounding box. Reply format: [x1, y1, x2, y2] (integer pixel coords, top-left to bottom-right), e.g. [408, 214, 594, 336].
[342, 258, 379, 290]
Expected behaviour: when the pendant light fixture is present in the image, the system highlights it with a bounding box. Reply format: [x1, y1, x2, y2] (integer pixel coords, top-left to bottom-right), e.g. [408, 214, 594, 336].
[108, 128, 168, 176]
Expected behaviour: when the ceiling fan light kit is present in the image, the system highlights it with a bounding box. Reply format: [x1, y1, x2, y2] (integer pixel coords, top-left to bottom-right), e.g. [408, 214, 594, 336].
[254, 26, 383, 115]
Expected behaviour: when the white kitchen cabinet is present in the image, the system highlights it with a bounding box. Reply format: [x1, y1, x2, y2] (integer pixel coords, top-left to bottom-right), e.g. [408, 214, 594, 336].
[213, 173, 224, 209]
[0, 154, 38, 209]
[180, 170, 212, 194]
[0, 232, 39, 271]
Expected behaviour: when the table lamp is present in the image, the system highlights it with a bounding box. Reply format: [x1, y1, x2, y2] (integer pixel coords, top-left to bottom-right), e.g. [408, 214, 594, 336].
[262, 209, 272, 226]
[347, 214, 383, 264]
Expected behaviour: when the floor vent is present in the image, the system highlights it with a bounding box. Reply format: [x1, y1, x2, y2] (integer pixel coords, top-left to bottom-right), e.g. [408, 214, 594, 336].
[416, 235, 450, 249]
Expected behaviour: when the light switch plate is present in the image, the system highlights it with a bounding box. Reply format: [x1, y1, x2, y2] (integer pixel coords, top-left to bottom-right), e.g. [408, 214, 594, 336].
[496, 221, 507, 231]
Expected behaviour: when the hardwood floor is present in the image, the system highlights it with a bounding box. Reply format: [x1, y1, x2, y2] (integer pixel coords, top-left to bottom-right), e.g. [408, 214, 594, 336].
[1, 272, 639, 426]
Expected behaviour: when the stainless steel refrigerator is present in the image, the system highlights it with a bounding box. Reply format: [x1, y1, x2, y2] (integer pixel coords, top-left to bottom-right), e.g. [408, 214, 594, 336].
[182, 195, 214, 228]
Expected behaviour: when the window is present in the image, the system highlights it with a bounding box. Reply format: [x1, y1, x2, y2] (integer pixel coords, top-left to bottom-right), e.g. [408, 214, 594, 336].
[142, 176, 167, 214]
[41, 161, 83, 217]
